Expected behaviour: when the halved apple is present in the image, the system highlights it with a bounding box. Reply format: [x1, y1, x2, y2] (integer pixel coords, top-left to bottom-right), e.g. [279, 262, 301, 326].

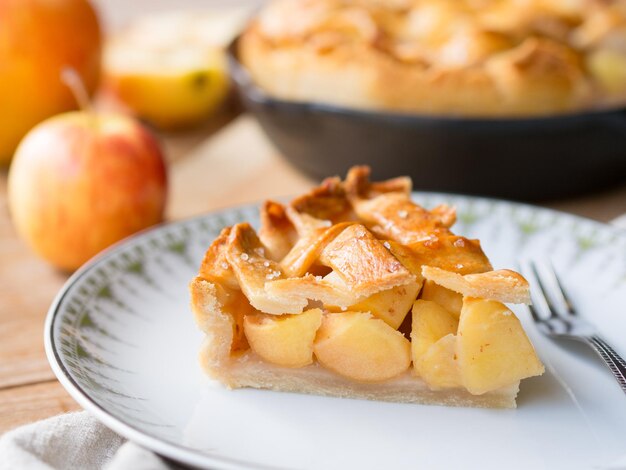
[103, 10, 249, 129]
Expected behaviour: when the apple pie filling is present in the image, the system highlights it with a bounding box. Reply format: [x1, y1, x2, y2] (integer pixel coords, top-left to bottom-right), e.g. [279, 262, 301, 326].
[190, 167, 543, 399]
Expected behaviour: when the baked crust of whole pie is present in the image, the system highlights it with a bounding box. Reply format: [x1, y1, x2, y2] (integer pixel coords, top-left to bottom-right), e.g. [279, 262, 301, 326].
[238, 0, 626, 117]
[190, 167, 544, 408]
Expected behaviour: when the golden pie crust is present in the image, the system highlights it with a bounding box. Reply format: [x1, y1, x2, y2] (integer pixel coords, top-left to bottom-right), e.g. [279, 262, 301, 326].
[190, 167, 544, 408]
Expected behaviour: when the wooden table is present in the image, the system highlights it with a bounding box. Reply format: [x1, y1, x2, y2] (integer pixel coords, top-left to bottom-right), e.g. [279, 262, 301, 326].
[2, 0, 626, 436]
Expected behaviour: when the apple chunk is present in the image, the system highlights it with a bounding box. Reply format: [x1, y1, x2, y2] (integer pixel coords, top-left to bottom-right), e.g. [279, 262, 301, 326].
[410, 300, 459, 375]
[419, 334, 462, 390]
[458, 298, 544, 395]
[314, 312, 411, 382]
[420, 280, 463, 318]
[350, 282, 421, 329]
[243, 308, 323, 368]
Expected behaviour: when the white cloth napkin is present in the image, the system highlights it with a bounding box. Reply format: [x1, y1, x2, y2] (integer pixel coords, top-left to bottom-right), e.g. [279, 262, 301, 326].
[1, 215, 624, 470]
[0, 412, 182, 470]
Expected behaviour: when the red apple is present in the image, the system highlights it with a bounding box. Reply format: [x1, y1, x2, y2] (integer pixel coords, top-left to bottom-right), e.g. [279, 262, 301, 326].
[7, 112, 167, 271]
[0, 0, 102, 164]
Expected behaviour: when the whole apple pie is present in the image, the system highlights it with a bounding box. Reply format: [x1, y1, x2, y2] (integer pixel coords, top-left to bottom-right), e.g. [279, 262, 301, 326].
[239, 0, 626, 117]
[189, 167, 544, 408]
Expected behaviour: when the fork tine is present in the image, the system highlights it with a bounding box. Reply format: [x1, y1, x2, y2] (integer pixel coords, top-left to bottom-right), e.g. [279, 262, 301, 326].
[519, 260, 554, 333]
[525, 260, 555, 319]
[531, 261, 576, 317]
[543, 261, 576, 315]
[530, 261, 559, 318]
[529, 260, 575, 334]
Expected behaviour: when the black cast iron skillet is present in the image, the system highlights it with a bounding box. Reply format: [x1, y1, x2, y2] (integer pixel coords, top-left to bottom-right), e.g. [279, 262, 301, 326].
[227, 38, 626, 201]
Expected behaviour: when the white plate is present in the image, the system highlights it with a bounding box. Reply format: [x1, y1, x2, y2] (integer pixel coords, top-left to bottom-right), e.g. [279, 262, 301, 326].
[45, 194, 626, 470]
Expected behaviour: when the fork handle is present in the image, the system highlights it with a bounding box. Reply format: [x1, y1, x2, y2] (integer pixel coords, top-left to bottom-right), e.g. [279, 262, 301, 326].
[585, 335, 626, 395]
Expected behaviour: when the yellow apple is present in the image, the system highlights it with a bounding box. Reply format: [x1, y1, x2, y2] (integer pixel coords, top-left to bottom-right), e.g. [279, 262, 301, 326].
[314, 312, 411, 382]
[243, 308, 323, 368]
[457, 298, 544, 395]
[8, 112, 167, 271]
[0, 0, 101, 164]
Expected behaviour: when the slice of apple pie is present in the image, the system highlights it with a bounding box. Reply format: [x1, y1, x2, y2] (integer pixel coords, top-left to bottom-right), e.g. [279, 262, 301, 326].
[189, 167, 544, 408]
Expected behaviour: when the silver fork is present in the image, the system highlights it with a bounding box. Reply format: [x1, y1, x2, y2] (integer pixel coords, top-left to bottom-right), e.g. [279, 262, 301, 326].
[521, 260, 626, 395]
